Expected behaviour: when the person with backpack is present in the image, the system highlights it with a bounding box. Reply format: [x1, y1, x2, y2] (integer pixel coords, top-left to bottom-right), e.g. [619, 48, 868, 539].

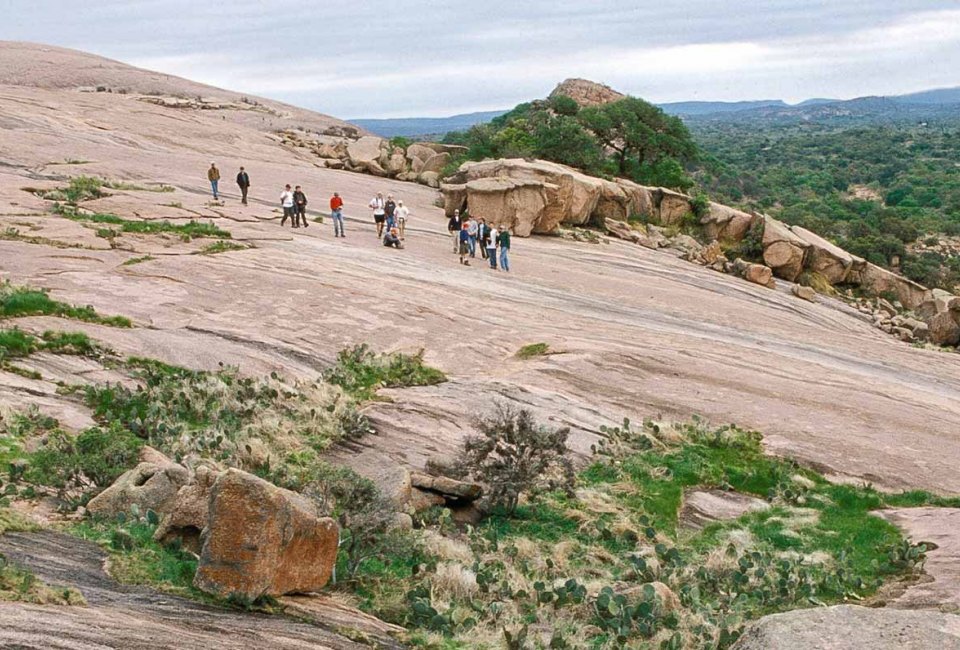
[293, 185, 308, 228]
[280, 184, 295, 227]
[330, 191, 345, 237]
[369, 192, 386, 237]
[486, 224, 499, 269]
[235, 167, 250, 205]
[498, 224, 512, 272]
[447, 209, 462, 253]
[207, 163, 220, 200]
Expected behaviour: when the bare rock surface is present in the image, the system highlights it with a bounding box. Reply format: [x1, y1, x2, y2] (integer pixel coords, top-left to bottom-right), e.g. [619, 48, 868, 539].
[878, 507, 960, 610]
[680, 489, 770, 530]
[0, 531, 390, 649]
[732, 605, 960, 649]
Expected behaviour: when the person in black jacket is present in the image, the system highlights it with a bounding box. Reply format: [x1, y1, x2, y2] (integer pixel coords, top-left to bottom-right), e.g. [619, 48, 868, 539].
[477, 218, 490, 259]
[236, 167, 250, 205]
[293, 185, 308, 228]
[447, 209, 462, 253]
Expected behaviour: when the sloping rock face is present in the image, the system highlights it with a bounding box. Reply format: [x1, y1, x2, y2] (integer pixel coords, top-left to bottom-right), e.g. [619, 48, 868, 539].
[549, 78, 625, 107]
[194, 469, 339, 599]
[733, 605, 960, 649]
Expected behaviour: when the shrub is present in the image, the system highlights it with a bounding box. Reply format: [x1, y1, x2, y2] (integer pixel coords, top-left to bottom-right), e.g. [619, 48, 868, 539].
[325, 344, 446, 401]
[0, 281, 131, 327]
[515, 342, 550, 359]
[26, 423, 143, 491]
[461, 405, 575, 514]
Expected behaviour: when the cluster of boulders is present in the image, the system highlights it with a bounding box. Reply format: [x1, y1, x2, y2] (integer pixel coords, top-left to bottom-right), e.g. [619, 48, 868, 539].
[371, 455, 486, 528]
[849, 296, 931, 342]
[87, 448, 338, 600]
[438, 157, 960, 348]
[277, 130, 463, 188]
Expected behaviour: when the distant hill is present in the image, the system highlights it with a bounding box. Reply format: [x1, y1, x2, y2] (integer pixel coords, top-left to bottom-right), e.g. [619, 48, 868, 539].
[350, 85, 960, 137]
[350, 110, 507, 138]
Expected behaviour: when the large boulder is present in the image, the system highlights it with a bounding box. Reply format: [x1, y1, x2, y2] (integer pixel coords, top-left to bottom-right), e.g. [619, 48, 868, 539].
[732, 605, 960, 650]
[655, 188, 692, 226]
[761, 216, 809, 282]
[154, 465, 219, 554]
[193, 469, 339, 600]
[859, 263, 931, 310]
[406, 143, 436, 164]
[702, 203, 757, 242]
[790, 226, 861, 285]
[744, 264, 775, 289]
[410, 471, 482, 502]
[420, 152, 451, 175]
[461, 176, 550, 236]
[86, 448, 190, 518]
[928, 311, 960, 347]
[616, 180, 656, 221]
[346, 136, 386, 172]
[441, 182, 467, 216]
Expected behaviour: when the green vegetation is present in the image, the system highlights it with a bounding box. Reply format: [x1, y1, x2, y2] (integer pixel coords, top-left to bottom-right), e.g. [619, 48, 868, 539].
[324, 344, 447, 402]
[35, 176, 172, 203]
[389, 135, 414, 150]
[349, 417, 941, 649]
[196, 240, 248, 255]
[57, 206, 230, 241]
[0, 227, 87, 249]
[0, 328, 102, 363]
[693, 121, 960, 289]
[444, 94, 698, 189]
[515, 342, 551, 359]
[0, 550, 85, 605]
[0, 281, 131, 327]
[122, 255, 156, 266]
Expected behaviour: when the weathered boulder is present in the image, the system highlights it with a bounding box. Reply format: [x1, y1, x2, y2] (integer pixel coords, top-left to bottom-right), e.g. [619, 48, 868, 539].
[549, 78, 625, 107]
[593, 182, 631, 222]
[860, 263, 931, 311]
[680, 490, 769, 530]
[346, 135, 385, 169]
[405, 143, 436, 164]
[761, 216, 809, 282]
[87, 449, 190, 518]
[441, 182, 467, 216]
[420, 152, 451, 175]
[385, 151, 407, 175]
[194, 468, 339, 599]
[460, 176, 549, 237]
[154, 465, 219, 553]
[419, 171, 440, 188]
[928, 311, 960, 347]
[616, 180, 656, 221]
[409, 487, 446, 512]
[410, 471, 483, 502]
[791, 284, 817, 302]
[656, 189, 692, 226]
[790, 226, 860, 285]
[732, 605, 960, 650]
[744, 264, 775, 288]
[702, 203, 757, 242]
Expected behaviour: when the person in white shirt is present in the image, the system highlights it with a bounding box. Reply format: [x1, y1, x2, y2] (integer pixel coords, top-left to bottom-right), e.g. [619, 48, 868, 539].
[486, 225, 498, 269]
[395, 200, 410, 239]
[466, 215, 479, 258]
[368, 192, 386, 237]
[280, 184, 295, 227]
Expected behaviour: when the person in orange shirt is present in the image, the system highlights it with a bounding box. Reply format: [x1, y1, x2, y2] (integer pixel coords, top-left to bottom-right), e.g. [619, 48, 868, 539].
[330, 192, 345, 237]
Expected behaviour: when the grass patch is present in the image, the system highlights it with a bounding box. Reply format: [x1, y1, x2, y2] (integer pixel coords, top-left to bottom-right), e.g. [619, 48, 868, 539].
[0, 281, 131, 327]
[0, 550, 86, 605]
[0, 227, 87, 250]
[58, 207, 230, 241]
[196, 240, 249, 255]
[515, 342, 551, 359]
[122, 255, 156, 266]
[325, 344, 447, 402]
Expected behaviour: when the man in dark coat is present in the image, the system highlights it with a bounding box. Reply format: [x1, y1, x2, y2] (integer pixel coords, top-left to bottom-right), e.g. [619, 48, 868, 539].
[293, 185, 309, 228]
[236, 167, 250, 205]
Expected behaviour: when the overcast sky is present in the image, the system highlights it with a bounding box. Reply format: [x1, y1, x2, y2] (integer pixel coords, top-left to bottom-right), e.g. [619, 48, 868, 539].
[3, 1, 960, 118]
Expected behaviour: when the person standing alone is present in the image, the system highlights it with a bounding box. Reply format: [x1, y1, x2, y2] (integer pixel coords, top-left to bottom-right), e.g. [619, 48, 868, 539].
[236, 166, 250, 205]
[447, 209, 462, 253]
[280, 184, 295, 227]
[208, 163, 220, 200]
[330, 191, 345, 237]
[293, 185, 309, 228]
[498, 224, 511, 272]
[395, 200, 409, 239]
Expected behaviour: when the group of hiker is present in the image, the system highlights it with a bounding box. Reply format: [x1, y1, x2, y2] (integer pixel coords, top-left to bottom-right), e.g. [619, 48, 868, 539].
[204, 163, 512, 268]
[447, 209, 512, 272]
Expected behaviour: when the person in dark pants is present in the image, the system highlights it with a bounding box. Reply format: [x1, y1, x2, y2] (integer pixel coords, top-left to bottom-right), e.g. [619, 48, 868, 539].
[477, 218, 490, 259]
[236, 167, 250, 205]
[459, 221, 472, 266]
[384, 194, 397, 231]
[447, 209, 462, 253]
[280, 184, 295, 227]
[293, 185, 308, 228]
[383, 226, 404, 248]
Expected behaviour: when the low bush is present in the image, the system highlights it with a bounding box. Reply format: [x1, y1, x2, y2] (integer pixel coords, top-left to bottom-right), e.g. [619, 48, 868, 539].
[0, 281, 131, 327]
[515, 342, 550, 359]
[325, 344, 447, 401]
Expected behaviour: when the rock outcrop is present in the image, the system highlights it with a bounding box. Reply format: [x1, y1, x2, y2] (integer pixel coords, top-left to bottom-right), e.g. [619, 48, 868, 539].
[193, 468, 339, 600]
[153, 465, 219, 553]
[549, 78, 625, 108]
[86, 448, 190, 518]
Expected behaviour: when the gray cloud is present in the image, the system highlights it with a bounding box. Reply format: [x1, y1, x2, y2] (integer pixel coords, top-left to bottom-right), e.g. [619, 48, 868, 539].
[3, 1, 959, 117]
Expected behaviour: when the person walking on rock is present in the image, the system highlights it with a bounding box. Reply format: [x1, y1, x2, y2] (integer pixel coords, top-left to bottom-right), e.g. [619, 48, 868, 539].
[477, 218, 490, 260]
[466, 214, 479, 258]
[384, 194, 397, 232]
[330, 192, 345, 237]
[486, 223, 499, 269]
[293, 185, 309, 228]
[236, 166, 250, 205]
[208, 163, 221, 200]
[369, 192, 386, 237]
[280, 184, 295, 227]
[395, 200, 410, 239]
[447, 209, 462, 253]
[498, 224, 511, 272]
[459, 221, 472, 266]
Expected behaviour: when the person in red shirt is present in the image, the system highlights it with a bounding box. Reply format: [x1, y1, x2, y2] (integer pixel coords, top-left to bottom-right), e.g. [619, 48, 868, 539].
[330, 192, 345, 237]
